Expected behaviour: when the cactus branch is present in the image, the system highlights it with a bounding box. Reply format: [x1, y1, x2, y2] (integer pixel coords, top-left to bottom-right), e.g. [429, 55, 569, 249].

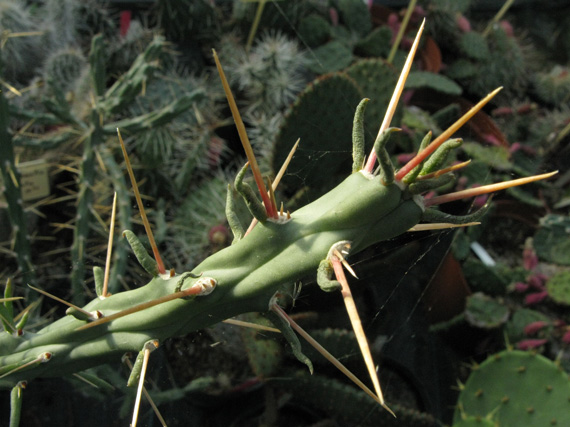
[75, 279, 215, 332]
[352, 98, 369, 173]
[9, 381, 25, 427]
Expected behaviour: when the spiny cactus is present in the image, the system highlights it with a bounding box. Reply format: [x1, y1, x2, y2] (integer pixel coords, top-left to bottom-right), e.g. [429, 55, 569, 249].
[454, 349, 570, 426]
[0, 0, 44, 83]
[226, 30, 309, 116]
[43, 47, 88, 96]
[271, 72, 361, 199]
[533, 65, 570, 106]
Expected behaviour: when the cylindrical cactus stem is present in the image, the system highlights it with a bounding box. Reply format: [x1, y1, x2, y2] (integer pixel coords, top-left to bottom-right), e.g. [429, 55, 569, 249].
[70, 109, 104, 305]
[0, 60, 36, 291]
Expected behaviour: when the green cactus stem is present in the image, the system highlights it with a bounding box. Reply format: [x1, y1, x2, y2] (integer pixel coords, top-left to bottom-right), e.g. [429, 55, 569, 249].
[0, 58, 36, 290]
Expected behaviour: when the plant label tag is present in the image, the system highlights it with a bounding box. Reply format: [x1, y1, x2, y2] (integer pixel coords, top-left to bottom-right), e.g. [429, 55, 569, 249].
[0, 159, 50, 203]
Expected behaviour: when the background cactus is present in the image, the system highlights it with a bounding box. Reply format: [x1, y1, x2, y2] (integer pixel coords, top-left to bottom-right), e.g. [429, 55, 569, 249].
[454, 349, 570, 426]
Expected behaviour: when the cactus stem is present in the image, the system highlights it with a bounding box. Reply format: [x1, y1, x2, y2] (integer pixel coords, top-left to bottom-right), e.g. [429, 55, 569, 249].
[212, 49, 277, 219]
[396, 87, 503, 181]
[270, 303, 392, 413]
[75, 282, 210, 331]
[131, 340, 159, 427]
[416, 160, 472, 181]
[364, 19, 425, 174]
[330, 248, 394, 416]
[27, 285, 101, 321]
[424, 171, 558, 207]
[101, 192, 117, 298]
[117, 129, 166, 275]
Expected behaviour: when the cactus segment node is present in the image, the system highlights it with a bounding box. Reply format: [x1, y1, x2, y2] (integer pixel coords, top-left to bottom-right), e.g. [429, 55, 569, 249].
[192, 277, 217, 296]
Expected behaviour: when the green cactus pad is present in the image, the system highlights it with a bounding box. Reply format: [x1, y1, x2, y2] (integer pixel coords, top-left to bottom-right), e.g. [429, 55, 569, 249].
[272, 371, 439, 426]
[405, 71, 463, 96]
[505, 309, 550, 344]
[533, 214, 570, 266]
[239, 313, 282, 379]
[272, 73, 361, 199]
[461, 143, 512, 172]
[306, 40, 353, 74]
[345, 58, 400, 140]
[354, 26, 392, 58]
[459, 32, 490, 61]
[546, 271, 570, 306]
[453, 416, 497, 427]
[454, 349, 570, 426]
[462, 258, 509, 296]
[453, 417, 490, 427]
[464, 293, 509, 329]
[298, 14, 331, 48]
[337, 0, 372, 37]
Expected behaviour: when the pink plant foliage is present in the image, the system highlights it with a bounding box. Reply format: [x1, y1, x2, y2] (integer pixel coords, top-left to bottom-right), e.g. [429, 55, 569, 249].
[500, 20, 514, 37]
[456, 13, 471, 33]
[523, 243, 538, 271]
[523, 321, 548, 336]
[514, 282, 529, 293]
[562, 330, 570, 344]
[329, 8, 338, 26]
[510, 142, 537, 156]
[525, 290, 549, 305]
[397, 152, 416, 165]
[517, 338, 548, 350]
[528, 274, 547, 291]
[483, 133, 503, 147]
[473, 194, 488, 209]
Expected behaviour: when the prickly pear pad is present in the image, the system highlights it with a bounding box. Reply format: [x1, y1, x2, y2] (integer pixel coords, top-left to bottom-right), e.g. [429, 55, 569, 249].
[454, 349, 570, 426]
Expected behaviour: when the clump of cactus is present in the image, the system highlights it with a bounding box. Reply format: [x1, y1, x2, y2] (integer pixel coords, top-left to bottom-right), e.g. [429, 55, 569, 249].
[0, 0, 44, 83]
[446, 25, 529, 100]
